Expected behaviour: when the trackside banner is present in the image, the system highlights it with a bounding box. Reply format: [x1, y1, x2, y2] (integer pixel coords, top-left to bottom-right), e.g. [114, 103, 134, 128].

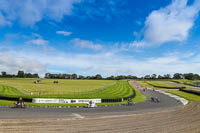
[32, 98, 101, 104]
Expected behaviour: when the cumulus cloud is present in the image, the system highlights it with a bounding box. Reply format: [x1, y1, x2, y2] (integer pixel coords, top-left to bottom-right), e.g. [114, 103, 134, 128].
[27, 38, 49, 46]
[0, 46, 199, 77]
[0, 49, 47, 75]
[0, 0, 81, 26]
[56, 31, 72, 36]
[36, 51, 200, 77]
[72, 38, 103, 50]
[131, 0, 200, 47]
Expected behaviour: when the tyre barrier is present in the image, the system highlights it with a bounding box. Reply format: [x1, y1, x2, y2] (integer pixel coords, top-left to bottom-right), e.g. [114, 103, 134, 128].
[179, 88, 200, 96]
[0, 96, 32, 102]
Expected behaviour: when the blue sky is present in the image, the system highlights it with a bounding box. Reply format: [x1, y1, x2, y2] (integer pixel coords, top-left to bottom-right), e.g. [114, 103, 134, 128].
[0, 0, 200, 77]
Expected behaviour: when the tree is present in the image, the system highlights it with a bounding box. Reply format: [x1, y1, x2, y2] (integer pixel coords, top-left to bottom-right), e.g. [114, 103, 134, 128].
[106, 76, 115, 80]
[1, 71, 7, 77]
[144, 75, 151, 79]
[45, 73, 51, 78]
[151, 74, 157, 79]
[25, 73, 33, 78]
[33, 73, 39, 78]
[116, 75, 125, 80]
[183, 73, 194, 80]
[95, 74, 102, 79]
[78, 75, 85, 79]
[173, 73, 183, 79]
[71, 73, 77, 79]
[194, 74, 200, 80]
[158, 75, 163, 79]
[17, 70, 25, 78]
[163, 74, 171, 79]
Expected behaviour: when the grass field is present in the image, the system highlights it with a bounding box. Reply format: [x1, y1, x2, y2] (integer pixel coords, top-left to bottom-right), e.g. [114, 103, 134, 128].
[145, 81, 182, 89]
[131, 86, 146, 103]
[166, 90, 200, 101]
[172, 79, 200, 87]
[138, 80, 177, 89]
[0, 78, 134, 99]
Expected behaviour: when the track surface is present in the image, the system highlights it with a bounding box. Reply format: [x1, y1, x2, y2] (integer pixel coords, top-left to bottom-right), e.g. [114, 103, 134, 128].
[0, 81, 199, 132]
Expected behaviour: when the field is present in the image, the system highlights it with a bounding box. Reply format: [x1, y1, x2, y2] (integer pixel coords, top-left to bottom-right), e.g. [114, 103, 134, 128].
[172, 79, 200, 87]
[0, 78, 134, 99]
[145, 81, 182, 89]
[166, 90, 200, 101]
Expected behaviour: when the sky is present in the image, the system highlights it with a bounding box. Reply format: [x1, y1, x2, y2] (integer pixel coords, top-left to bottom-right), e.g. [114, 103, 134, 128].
[0, 0, 200, 77]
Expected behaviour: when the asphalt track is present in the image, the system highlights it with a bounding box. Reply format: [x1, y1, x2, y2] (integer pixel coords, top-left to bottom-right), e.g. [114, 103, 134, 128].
[0, 81, 199, 132]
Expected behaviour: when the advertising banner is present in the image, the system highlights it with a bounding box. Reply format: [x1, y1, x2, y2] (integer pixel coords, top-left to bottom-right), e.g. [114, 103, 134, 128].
[32, 98, 101, 104]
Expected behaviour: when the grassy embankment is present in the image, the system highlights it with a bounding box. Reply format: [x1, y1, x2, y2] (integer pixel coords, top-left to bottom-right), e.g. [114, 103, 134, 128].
[172, 79, 200, 87]
[0, 79, 146, 106]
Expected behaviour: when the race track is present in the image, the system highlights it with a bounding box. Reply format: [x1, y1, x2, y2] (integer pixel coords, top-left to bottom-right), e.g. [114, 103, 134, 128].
[0, 81, 199, 133]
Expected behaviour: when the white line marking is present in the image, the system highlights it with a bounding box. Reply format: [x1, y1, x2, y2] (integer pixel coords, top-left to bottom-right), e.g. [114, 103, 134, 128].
[72, 113, 85, 119]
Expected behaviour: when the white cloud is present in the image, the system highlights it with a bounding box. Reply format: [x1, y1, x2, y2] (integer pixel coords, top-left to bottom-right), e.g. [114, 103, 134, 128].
[129, 40, 148, 47]
[0, 46, 200, 77]
[0, 49, 47, 75]
[36, 51, 200, 77]
[56, 31, 72, 36]
[27, 38, 49, 46]
[132, 0, 200, 47]
[0, 0, 81, 26]
[72, 38, 103, 50]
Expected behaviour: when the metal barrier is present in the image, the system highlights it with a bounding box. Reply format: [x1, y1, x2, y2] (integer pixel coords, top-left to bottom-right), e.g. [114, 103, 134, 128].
[0, 96, 32, 102]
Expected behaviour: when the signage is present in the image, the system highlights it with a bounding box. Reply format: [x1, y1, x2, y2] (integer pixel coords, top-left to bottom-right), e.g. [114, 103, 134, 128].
[32, 98, 101, 104]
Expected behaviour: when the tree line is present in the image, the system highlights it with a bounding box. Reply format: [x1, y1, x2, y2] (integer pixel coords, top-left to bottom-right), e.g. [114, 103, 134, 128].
[44, 73, 138, 80]
[0, 71, 200, 80]
[143, 73, 200, 80]
[45, 73, 200, 80]
[0, 71, 39, 78]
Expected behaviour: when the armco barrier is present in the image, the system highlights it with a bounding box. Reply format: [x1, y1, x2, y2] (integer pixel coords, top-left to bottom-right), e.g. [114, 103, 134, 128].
[101, 99, 122, 103]
[0, 96, 32, 102]
[179, 88, 200, 96]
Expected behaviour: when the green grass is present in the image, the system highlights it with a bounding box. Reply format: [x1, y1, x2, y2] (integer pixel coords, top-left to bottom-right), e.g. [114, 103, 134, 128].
[0, 78, 116, 95]
[0, 100, 15, 106]
[137, 81, 154, 88]
[97, 101, 128, 106]
[0, 79, 148, 106]
[165, 90, 200, 101]
[146, 81, 181, 89]
[172, 79, 200, 87]
[182, 88, 200, 92]
[0, 78, 134, 99]
[132, 87, 146, 103]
